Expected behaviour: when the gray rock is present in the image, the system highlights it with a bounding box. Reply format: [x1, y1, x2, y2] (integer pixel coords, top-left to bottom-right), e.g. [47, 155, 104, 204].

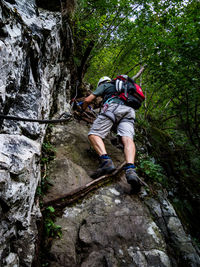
[47, 121, 200, 267]
[145, 192, 200, 266]
[0, 0, 73, 265]
[4, 252, 19, 267]
[50, 185, 170, 266]
[1, 0, 200, 266]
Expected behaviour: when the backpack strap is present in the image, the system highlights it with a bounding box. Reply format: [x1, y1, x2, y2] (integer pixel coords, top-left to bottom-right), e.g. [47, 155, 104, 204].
[104, 96, 118, 105]
[124, 80, 128, 98]
[115, 79, 123, 92]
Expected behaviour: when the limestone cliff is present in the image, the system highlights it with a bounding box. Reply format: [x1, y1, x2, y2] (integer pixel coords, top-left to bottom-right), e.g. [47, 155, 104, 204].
[0, 0, 74, 265]
[0, 1, 200, 267]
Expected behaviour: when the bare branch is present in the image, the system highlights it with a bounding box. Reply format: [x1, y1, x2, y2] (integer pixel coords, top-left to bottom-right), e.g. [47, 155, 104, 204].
[42, 161, 126, 209]
[125, 63, 141, 75]
[42, 161, 148, 209]
[132, 64, 147, 80]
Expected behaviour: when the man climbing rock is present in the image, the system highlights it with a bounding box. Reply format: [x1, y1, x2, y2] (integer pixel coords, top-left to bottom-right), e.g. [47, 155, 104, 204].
[82, 76, 143, 192]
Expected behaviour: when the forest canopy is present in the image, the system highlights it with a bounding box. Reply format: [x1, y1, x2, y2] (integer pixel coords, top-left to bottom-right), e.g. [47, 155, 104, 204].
[73, 0, 200, 167]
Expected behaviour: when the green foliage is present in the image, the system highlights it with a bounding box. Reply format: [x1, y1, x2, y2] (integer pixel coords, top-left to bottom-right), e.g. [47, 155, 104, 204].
[41, 142, 56, 163]
[43, 206, 62, 238]
[36, 175, 51, 197]
[37, 141, 56, 197]
[73, 0, 146, 79]
[138, 156, 167, 185]
[75, 0, 200, 169]
[47, 206, 55, 213]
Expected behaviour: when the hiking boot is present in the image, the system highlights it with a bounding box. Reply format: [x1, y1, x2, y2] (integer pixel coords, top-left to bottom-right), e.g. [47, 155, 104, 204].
[124, 165, 141, 193]
[90, 155, 116, 179]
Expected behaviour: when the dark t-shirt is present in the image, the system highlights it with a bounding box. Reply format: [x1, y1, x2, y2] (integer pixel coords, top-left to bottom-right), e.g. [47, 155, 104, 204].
[92, 82, 123, 104]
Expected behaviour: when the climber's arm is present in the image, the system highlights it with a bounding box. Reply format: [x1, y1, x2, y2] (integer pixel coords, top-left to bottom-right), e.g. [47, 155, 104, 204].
[82, 94, 96, 111]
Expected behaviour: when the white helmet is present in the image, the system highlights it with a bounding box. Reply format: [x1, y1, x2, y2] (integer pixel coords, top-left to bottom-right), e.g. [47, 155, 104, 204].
[97, 76, 111, 87]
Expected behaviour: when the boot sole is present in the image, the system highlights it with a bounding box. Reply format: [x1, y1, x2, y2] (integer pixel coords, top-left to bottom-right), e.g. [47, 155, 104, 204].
[128, 180, 141, 193]
[90, 167, 116, 179]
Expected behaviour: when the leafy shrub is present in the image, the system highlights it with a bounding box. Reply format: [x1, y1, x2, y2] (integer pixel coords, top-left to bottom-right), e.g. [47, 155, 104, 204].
[44, 206, 62, 238]
[41, 142, 56, 163]
[138, 157, 167, 185]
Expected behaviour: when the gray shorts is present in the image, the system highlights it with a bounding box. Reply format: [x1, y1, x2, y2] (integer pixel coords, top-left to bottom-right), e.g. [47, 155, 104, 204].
[88, 103, 135, 139]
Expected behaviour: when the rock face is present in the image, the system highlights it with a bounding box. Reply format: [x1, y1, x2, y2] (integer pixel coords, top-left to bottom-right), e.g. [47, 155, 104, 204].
[44, 122, 200, 267]
[0, 1, 200, 267]
[51, 188, 171, 267]
[0, 0, 74, 265]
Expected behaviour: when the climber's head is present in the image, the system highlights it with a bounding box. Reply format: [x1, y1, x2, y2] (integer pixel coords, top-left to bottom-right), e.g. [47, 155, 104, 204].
[97, 76, 111, 87]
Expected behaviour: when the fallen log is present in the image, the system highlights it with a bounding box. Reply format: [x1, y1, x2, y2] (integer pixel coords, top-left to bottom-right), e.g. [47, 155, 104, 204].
[42, 161, 126, 210]
[42, 161, 149, 210]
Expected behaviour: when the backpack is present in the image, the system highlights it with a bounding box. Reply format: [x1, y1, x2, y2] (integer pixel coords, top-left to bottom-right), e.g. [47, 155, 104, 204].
[111, 75, 145, 109]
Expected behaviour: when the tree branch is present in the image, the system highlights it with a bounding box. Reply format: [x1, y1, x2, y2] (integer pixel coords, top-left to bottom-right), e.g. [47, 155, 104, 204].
[125, 63, 141, 76]
[78, 40, 95, 81]
[132, 64, 147, 80]
[161, 114, 179, 123]
[42, 161, 126, 209]
[42, 162, 149, 209]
